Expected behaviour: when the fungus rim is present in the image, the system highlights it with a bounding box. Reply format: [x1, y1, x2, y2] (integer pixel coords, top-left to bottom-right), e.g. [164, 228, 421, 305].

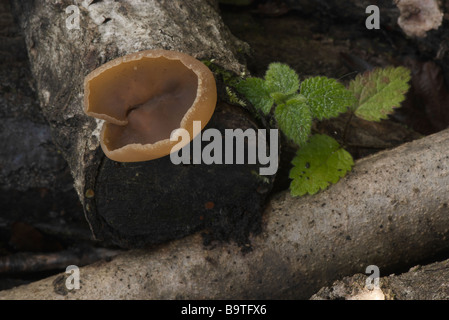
[84, 49, 217, 162]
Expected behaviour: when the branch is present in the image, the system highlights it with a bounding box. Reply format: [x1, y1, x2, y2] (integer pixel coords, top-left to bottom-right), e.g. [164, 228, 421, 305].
[1, 128, 449, 299]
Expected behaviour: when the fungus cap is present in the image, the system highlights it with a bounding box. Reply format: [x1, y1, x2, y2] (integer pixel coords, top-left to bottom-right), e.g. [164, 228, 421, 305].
[84, 49, 217, 162]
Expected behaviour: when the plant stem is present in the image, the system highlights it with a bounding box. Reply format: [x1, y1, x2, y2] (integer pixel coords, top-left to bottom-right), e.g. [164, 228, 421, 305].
[342, 111, 354, 146]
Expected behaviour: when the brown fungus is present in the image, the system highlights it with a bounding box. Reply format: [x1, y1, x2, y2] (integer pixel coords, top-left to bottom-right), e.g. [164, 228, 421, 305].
[84, 49, 217, 162]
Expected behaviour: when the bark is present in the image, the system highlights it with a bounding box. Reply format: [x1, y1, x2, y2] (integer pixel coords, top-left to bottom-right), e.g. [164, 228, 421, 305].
[311, 258, 449, 300]
[1, 128, 449, 299]
[10, 0, 276, 248]
[0, 0, 89, 240]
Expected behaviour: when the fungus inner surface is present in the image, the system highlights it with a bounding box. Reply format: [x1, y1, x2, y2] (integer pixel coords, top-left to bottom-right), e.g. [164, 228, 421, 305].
[90, 57, 199, 151]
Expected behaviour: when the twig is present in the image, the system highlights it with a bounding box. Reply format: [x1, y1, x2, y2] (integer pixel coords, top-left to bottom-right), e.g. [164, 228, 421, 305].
[0, 247, 121, 274]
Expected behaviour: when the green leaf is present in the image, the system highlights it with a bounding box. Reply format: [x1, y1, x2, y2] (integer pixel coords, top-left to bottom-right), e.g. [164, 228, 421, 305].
[289, 134, 354, 196]
[270, 92, 299, 106]
[265, 63, 300, 95]
[274, 95, 312, 146]
[349, 66, 411, 121]
[235, 77, 274, 115]
[270, 92, 288, 105]
[300, 76, 356, 120]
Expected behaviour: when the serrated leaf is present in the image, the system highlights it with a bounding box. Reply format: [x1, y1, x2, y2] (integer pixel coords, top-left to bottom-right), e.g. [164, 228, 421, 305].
[274, 95, 312, 146]
[265, 63, 300, 95]
[235, 77, 274, 115]
[300, 76, 356, 120]
[270, 92, 299, 106]
[236, 78, 274, 115]
[270, 92, 288, 105]
[289, 134, 353, 196]
[349, 66, 411, 121]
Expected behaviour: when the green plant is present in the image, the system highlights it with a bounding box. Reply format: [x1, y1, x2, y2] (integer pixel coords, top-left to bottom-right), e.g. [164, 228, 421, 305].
[235, 63, 411, 196]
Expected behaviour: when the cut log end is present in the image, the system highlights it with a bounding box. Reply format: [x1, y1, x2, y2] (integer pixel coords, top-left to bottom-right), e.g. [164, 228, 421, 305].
[84, 102, 276, 248]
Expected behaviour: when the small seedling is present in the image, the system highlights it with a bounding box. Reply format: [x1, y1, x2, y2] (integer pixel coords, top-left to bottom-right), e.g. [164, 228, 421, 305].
[235, 63, 411, 196]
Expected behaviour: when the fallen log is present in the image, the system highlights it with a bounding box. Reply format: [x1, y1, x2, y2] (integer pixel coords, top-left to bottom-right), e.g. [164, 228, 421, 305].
[9, 0, 276, 248]
[1, 128, 449, 299]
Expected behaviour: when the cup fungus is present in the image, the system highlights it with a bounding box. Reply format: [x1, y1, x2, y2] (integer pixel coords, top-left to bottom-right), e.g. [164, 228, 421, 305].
[84, 49, 217, 162]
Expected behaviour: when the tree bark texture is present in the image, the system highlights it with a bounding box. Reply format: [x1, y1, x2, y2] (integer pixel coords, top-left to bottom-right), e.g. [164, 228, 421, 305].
[0, 0, 89, 241]
[1, 128, 449, 299]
